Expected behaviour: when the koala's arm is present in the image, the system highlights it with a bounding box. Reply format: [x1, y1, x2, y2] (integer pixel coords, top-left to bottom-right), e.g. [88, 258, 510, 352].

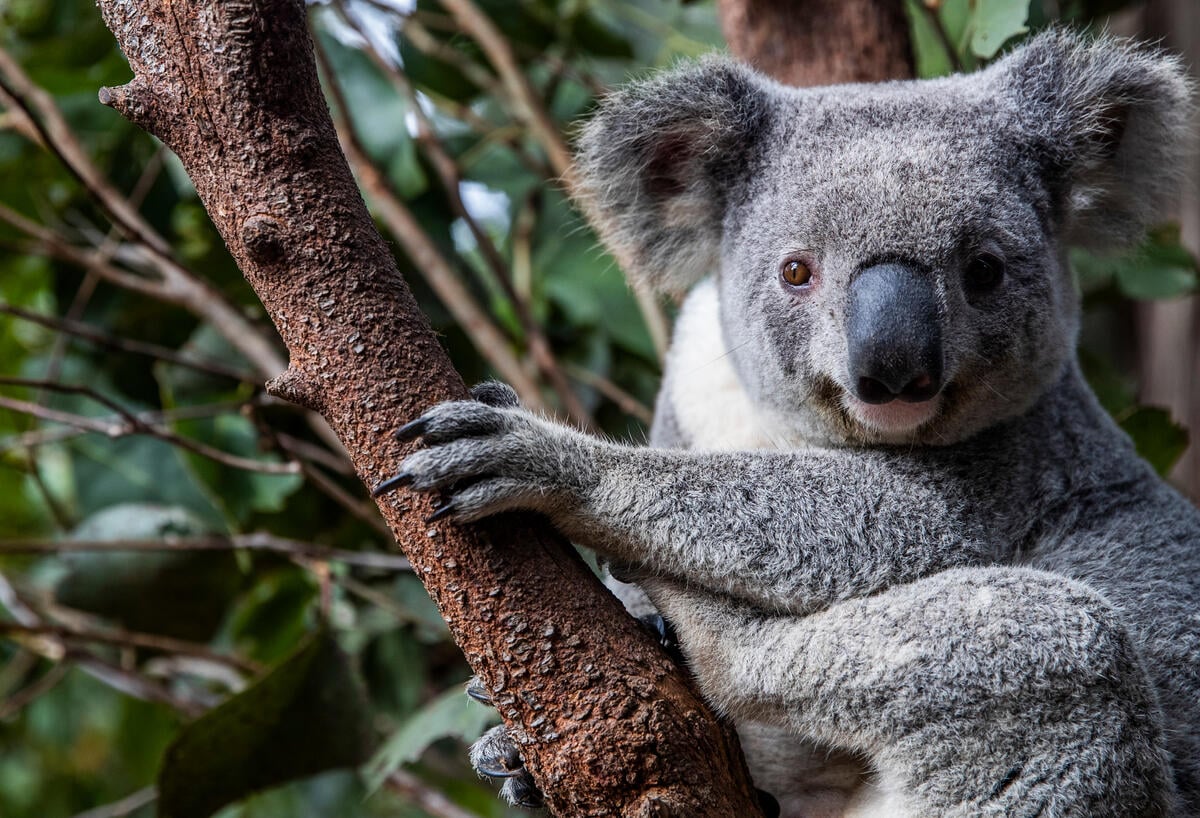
[384, 398, 1017, 614]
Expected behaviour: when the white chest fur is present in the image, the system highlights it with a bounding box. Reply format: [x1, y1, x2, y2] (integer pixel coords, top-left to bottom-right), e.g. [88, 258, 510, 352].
[665, 279, 805, 452]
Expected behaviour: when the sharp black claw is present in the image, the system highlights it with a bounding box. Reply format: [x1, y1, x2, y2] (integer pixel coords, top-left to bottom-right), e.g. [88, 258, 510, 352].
[475, 760, 524, 779]
[394, 417, 429, 442]
[426, 503, 455, 523]
[466, 679, 493, 706]
[372, 472, 414, 497]
[756, 788, 781, 818]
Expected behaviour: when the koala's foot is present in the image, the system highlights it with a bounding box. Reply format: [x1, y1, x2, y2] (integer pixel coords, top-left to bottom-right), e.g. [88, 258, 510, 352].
[467, 679, 545, 810]
[372, 382, 593, 527]
[637, 611, 687, 666]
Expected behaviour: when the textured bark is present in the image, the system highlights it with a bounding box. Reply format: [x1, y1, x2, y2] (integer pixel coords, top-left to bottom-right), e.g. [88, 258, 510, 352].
[92, 2, 761, 816]
[718, 0, 913, 85]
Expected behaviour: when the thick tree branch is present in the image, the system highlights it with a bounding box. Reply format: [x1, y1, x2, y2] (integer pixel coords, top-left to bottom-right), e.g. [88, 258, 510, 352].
[717, 0, 913, 85]
[92, 2, 761, 816]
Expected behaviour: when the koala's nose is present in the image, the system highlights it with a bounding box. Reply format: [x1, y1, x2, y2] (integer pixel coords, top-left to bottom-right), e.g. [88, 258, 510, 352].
[846, 262, 943, 405]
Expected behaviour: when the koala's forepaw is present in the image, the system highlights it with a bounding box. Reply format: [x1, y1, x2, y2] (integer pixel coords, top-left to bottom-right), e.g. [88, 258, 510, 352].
[470, 724, 545, 810]
[372, 382, 592, 524]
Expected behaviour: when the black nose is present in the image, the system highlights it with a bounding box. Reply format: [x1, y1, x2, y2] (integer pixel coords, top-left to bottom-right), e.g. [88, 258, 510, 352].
[847, 262, 943, 405]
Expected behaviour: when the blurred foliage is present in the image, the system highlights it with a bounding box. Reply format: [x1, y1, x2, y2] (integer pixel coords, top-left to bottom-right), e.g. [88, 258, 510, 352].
[0, 0, 1193, 816]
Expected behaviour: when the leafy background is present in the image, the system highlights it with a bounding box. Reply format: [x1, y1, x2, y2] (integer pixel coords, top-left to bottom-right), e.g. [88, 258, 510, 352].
[0, 1, 1196, 816]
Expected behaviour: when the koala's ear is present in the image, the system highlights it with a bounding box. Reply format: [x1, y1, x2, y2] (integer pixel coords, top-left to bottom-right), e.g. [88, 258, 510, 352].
[573, 58, 770, 293]
[991, 29, 1193, 249]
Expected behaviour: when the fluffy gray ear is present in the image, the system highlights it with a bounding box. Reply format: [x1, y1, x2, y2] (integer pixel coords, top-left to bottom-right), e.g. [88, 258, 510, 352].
[573, 58, 770, 294]
[992, 29, 1193, 249]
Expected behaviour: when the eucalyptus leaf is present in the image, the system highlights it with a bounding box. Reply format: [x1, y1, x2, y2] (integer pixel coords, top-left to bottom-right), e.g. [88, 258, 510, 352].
[364, 684, 499, 792]
[157, 628, 375, 818]
[1119, 407, 1190, 477]
[970, 0, 1032, 59]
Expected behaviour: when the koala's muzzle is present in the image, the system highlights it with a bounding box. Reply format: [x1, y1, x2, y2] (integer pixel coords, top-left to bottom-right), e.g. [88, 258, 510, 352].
[847, 262, 943, 405]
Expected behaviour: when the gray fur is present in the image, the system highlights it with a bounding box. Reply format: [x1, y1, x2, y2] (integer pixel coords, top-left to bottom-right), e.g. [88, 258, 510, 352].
[392, 30, 1198, 816]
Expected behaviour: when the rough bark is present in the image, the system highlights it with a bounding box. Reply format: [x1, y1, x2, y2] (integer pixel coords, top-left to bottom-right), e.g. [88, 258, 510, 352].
[717, 0, 913, 85]
[92, 2, 761, 816]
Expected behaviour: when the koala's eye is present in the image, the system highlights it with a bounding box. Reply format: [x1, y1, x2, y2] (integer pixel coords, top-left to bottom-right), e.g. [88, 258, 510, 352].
[781, 259, 813, 288]
[964, 252, 1005, 293]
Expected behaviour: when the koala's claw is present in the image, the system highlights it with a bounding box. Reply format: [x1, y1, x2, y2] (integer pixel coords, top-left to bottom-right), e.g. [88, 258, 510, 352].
[375, 383, 587, 524]
[465, 677, 493, 705]
[638, 612, 687, 665]
[470, 724, 545, 809]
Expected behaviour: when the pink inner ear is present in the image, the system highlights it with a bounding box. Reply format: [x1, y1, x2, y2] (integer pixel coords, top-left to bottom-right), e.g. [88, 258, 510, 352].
[644, 130, 696, 199]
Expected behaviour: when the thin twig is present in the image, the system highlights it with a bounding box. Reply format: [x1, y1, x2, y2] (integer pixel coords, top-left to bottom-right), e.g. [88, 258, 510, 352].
[67, 787, 157, 818]
[433, 0, 573, 181]
[385, 770, 482, 818]
[0, 622, 261, 675]
[0, 49, 348, 460]
[294, 457, 394, 538]
[920, 3, 965, 73]
[0, 383, 301, 476]
[565, 364, 653, 425]
[0, 533, 411, 570]
[0, 662, 69, 720]
[408, 2, 670, 361]
[0, 47, 288, 379]
[0, 399, 258, 452]
[0, 303, 257, 382]
[0, 571, 203, 715]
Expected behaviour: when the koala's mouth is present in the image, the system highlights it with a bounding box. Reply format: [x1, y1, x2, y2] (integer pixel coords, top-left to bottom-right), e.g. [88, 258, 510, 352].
[843, 392, 943, 436]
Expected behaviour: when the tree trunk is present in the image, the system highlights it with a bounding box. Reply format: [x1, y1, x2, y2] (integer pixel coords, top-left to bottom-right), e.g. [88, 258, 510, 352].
[92, 2, 761, 816]
[717, 0, 913, 86]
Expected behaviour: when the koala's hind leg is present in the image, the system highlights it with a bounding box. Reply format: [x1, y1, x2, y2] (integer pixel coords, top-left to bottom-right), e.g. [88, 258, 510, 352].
[651, 567, 1176, 818]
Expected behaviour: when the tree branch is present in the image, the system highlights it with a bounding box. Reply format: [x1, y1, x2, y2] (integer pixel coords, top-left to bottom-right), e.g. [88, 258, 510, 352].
[93, 2, 761, 816]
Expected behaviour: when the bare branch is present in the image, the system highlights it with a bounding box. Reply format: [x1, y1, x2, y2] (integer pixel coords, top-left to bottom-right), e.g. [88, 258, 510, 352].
[0, 622, 261, 675]
[0, 382, 302, 476]
[0, 662, 70, 721]
[0, 303, 257, 383]
[1, 399, 260, 452]
[565, 364, 653, 425]
[385, 771, 481, 818]
[0, 532, 411, 570]
[434, 0, 573, 181]
[0, 46, 288, 379]
[67, 787, 157, 818]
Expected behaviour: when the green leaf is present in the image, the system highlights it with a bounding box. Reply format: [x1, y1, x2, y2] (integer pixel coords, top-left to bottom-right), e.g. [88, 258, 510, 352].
[1119, 406, 1189, 477]
[55, 505, 242, 642]
[222, 568, 318, 665]
[364, 684, 498, 792]
[570, 11, 635, 59]
[970, 0, 1032, 59]
[1072, 224, 1200, 300]
[157, 628, 375, 818]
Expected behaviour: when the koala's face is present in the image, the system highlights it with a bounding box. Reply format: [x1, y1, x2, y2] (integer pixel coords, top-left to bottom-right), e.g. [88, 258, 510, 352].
[577, 31, 1189, 446]
[716, 88, 1076, 445]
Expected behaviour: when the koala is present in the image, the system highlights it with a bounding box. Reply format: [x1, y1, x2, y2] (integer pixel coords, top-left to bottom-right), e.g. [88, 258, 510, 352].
[375, 30, 1199, 817]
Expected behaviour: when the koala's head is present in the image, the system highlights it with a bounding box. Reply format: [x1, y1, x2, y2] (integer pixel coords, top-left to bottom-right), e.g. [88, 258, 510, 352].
[576, 30, 1192, 446]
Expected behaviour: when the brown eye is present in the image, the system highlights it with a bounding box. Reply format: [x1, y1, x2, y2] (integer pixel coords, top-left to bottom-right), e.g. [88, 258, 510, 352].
[782, 259, 813, 287]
